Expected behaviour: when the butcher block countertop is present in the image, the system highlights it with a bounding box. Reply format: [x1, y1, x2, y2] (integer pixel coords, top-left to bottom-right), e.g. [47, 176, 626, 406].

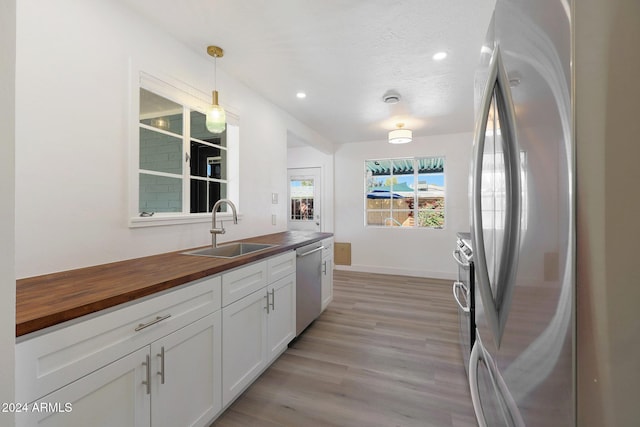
[16, 231, 333, 337]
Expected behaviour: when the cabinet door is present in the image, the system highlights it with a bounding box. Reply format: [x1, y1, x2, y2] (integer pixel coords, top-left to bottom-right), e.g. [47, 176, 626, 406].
[151, 312, 222, 427]
[221, 289, 268, 407]
[16, 347, 150, 427]
[266, 274, 296, 362]
[321, 257, 333, 312]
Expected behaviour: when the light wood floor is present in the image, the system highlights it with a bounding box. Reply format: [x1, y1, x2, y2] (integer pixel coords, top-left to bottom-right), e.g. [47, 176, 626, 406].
[212, 270, 477, 427]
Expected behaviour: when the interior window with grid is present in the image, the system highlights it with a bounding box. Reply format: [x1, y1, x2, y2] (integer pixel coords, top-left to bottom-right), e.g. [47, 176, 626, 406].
[138, 87, 233, 216]
[365, 157, 445, 228]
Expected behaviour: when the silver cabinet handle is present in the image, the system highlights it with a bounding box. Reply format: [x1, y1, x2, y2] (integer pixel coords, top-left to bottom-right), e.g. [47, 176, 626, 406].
[297, 246, 324, 257]
[452, 281, 470, 313]
[142, 354, 151, 395]
[157, 346, 165, 385]
[269, 289, 275, 311]
[452, 249, 470, 267]
[135, 314, 171, 332]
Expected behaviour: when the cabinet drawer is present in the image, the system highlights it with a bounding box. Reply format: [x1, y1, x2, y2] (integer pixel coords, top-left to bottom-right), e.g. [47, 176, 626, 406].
[222, 261, 267, 306]
[16, 275, 221, 404]
[267, 251, 295, 283]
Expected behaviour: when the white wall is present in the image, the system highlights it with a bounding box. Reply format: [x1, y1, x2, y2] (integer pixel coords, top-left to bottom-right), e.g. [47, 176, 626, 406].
[0, 0, 16, 425]
[287, 144, 335, 233]
[575, 0, 640, 425]
[15, 0, 332, 278]
[334, 132, 472, 279]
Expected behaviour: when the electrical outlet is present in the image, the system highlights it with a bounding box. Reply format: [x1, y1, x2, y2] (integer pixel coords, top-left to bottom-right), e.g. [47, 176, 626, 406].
[272, 214, 276, 225]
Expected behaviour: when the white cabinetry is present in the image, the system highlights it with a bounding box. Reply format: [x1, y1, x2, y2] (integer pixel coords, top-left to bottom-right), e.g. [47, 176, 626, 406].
[16, 276, 222, 427]
[17, 347, 150, 427]
[221, 251, 296, 407]
[321, 237, 334, 311]
[150, 312, 221, 427]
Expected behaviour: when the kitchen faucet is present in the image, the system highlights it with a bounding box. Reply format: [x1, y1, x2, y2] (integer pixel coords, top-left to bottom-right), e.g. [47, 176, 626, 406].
[210, 199, 238, 248]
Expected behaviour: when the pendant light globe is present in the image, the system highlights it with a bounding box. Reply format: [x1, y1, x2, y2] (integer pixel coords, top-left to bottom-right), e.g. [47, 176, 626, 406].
[206, 45, 226, 134]
[206, 90, 226, 134]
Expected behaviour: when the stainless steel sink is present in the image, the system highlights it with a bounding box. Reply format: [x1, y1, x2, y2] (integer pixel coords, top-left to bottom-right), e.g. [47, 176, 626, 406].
[182, 242, 276, 259]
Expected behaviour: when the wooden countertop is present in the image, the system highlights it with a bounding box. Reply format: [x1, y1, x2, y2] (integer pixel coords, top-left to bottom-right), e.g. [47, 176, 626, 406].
[16, 231, 333, 337]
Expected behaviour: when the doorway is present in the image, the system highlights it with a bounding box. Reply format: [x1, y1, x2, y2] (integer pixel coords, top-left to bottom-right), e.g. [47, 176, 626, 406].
[287, 167, 321, 232]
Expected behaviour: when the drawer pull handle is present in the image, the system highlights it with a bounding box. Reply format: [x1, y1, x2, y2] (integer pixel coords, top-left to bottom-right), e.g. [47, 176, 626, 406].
[142, 354, 151, 394]
[270, 288, 275, 311]
[135, 314, 171, 332]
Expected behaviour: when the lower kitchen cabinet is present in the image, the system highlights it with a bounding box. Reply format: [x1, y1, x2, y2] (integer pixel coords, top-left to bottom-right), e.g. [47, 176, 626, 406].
[321, 237, 334, 311]
[151, 312, 222, 427]
[16, 347, 150, 427]
[266, 274, 296, 361]
[221, 286, 268, 406]
[16, 311, 222, 427]
[221, 272, 295, 407]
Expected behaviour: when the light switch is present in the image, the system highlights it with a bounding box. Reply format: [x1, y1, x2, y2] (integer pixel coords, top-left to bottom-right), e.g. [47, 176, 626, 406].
[271, 193, 278, 204]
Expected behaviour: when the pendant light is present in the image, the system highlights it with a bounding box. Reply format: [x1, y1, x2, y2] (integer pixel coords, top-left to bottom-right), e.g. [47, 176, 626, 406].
[388, 123, 412, 144]
[206, 45, 226, 134]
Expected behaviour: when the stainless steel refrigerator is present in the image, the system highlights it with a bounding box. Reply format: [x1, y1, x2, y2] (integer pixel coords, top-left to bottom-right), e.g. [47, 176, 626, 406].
[468, 0, 574, 425]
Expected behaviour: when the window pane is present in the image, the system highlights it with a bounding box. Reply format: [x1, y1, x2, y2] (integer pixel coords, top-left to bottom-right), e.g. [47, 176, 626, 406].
[190, 141, 226, 179]
[290, 179, 314, 221]
[190, 111, 226, 147]
[140, 89, 183, 134]
[418, 210, 445, 228]
[139, 128, 182, 175]
[365, 156, 445, 228]
[139, 173, 182, 213]
[190, 179, 227, 213]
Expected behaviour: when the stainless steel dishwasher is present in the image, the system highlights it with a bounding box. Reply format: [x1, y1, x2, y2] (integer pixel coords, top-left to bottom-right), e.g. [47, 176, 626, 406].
[295, 242, 323, 335]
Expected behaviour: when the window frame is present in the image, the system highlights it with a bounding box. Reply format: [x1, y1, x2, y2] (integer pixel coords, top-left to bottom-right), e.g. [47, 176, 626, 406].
[364, 156, 446, 229]
[129, 71, 240, 228]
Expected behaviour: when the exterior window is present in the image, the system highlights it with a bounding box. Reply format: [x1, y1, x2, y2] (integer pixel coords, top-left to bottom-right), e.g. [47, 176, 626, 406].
[290, 179, 315, 221]
[137, 87, 236, 219]
[365, 157, 445, 228]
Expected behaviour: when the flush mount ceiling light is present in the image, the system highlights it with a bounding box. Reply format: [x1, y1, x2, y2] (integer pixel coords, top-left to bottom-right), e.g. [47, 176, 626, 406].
[388, 123, 412, 144]
[433, 51, 448, 61]
[296, 91, 307, 99]
[206, 45, 226, 134]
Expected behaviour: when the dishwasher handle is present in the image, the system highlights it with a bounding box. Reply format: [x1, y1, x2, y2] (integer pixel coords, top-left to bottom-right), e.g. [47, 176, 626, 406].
[297, 246, 324, 258]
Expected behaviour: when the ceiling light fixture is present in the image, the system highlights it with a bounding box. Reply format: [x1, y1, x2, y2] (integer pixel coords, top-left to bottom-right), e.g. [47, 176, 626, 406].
[296, 92, 307, 99]
[206, 45, 226, 134]
[388, 123, 412, 144]
[433, 51, 448, 61]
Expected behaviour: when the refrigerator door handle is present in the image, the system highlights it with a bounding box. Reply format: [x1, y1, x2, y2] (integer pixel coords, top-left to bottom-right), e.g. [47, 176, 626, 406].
[469, 336, 525, 427]
[471, 44, 522, 347]
[469, 340, 488, 427]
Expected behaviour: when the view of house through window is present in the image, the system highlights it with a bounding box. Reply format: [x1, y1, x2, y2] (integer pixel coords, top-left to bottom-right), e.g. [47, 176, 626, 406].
[365, 157, 445, 228]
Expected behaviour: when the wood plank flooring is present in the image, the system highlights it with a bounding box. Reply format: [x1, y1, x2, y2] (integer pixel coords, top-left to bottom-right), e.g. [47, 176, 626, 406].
[211, 270, 477, 427]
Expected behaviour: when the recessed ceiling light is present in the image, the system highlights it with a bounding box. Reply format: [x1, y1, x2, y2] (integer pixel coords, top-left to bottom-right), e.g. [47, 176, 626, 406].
[296, 92, 307, 99]
[433, 51, 447, 61]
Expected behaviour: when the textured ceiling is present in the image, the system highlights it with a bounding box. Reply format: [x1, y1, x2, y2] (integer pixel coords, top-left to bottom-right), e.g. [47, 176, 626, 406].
[118, 0, 496, 144]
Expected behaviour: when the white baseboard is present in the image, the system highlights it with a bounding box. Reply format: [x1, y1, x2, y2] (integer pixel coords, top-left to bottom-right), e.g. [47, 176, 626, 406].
[334, 264, 456, 281]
